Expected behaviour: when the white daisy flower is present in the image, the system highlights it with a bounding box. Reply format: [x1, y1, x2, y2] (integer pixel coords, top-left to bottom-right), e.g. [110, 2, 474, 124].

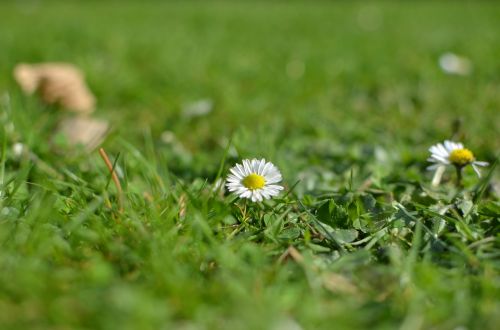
[226, 158, 284, 202]
[427, 140, 489, 177]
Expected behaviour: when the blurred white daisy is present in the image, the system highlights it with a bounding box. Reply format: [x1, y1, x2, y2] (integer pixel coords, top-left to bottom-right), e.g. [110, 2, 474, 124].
[12, 142, 26, 157]
[439, 53, 472, 76]
[427, 140, 489, 178]
[226, 158, 283, 202]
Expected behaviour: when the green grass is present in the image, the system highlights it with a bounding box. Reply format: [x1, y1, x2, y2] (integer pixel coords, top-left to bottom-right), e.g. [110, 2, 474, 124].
[0, 1, 499, 329]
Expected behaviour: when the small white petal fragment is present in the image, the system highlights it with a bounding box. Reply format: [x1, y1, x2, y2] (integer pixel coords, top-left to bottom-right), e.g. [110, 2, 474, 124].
[182, 99, 213, 118]
[431, 165, 446, 187]
[439, 53, 472, 76]
[12, 143, 25, 157]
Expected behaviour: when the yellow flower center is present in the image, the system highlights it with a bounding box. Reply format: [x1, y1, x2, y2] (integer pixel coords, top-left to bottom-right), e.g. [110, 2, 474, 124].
[242, 173, 266, 190]
[449, 148, 474, 166]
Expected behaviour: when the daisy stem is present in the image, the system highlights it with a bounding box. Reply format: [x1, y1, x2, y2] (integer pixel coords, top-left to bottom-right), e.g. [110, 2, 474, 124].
[455, 165, 463, 188]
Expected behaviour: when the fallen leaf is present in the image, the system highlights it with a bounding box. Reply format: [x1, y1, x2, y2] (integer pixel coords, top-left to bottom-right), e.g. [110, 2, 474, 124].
[56, 117, 109, 152]
[13, 63, 96, 114]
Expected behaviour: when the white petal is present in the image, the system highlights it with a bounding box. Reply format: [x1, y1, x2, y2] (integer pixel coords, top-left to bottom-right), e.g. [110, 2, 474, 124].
[243, 160, 252, 176]
[264, 167, 282, 181]
[438, 143, 449, 156]
[265, 165, 280, 175]
[227, 180, 241, 186]
[267, 184, 284, 190]
[444, 140, 458, 152]
[451, 141, 463, 150]
[236, 163, 246, 177]
[241, 190, 251, 198]
[255, 159, 262, 171]
[471, 164, 481, 177]
[264, 171, 282, 181]
[430, 145, 449, 158]
[227, 184, 243, 192]
[427, 164, 442, 171]
[250, 190, 262, 202]
[265, 176, 282, 184]
[229, 168, 243, 179]
[236, 187, 248, 195]
[250, 159, 259, 172]
[227, 174, 241, 182]
[431, 165, 446, 186]
[265, 189, 280, 197]
[260, 190, 271, 199]
[262, 162, 274, 176]
[264, 185, 284, 196]
[428, 155, 449, 164]
[473, 161, 489, 167]
[257, 159, 266, 175]
[428, 145, 438, 154]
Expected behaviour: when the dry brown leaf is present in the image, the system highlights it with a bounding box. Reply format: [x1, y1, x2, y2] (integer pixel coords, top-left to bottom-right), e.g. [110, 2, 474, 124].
[56, 117, 109, 152]
[13, 63, 96, 114]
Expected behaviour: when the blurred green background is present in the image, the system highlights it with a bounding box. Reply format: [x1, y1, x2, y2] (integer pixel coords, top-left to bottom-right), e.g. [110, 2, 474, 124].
[1, 0, 499, 153]
[0, 1, 499, 329]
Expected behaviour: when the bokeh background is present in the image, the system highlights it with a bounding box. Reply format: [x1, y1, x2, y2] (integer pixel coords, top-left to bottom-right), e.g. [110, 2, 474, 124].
[0, 1, 499, 329]
[2, 1, 499, 160]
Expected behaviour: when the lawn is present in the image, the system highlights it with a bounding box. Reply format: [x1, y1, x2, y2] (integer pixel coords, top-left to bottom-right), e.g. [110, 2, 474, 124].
[0, 1, 499, 329]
